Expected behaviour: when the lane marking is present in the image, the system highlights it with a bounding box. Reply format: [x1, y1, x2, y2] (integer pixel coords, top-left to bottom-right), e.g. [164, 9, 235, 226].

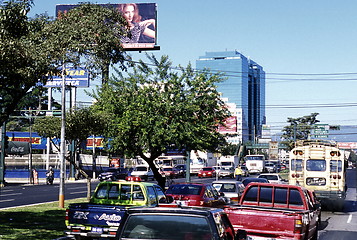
[0, 193, 22, 197]
[347, 214, 352, 224]
[0, 199, 15, 203]
[69, 191, 87, 195]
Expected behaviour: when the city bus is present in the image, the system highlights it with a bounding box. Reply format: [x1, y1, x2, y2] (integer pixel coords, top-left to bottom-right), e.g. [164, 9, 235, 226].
[154, 155, 186, 168]
[289, 140, 347, 210]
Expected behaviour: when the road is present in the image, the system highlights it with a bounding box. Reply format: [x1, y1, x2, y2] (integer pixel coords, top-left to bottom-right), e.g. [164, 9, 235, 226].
[318, 168, 357, 239]
[0, 180, 98, 209]
[1, 169, 356, 240]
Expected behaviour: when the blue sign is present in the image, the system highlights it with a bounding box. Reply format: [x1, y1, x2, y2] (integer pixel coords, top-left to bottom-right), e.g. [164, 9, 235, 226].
[43, 67, 90, 88]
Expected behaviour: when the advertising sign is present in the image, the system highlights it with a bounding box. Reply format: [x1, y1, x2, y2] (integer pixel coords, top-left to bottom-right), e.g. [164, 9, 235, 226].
[56, 3, 158, 50]
[218, 116, 237, 133]
[43, 67, 90, 88]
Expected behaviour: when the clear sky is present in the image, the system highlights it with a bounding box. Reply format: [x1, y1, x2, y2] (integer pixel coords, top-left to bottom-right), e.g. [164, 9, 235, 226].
[28, 0, 357, 134]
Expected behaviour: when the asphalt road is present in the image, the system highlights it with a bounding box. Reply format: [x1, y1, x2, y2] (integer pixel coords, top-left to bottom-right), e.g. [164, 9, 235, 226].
[1, 169, 356, 240]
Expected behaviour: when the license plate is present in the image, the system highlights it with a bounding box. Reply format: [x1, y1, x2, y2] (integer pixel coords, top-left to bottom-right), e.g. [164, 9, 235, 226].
[248, 236, 275, 240]
[176, 200, 188, 206]
[91, 227, 103, 233]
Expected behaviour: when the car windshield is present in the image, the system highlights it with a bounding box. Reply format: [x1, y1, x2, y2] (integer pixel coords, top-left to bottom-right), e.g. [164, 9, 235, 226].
[135, 167, 148, 171]
[166, 185, 202, 195]
[121, 214, 212, 240]
[163, 168, 173, 171]
[243, 178, 268, 186]
[202, 168, 212, 171]
[259, 175, 278, 180]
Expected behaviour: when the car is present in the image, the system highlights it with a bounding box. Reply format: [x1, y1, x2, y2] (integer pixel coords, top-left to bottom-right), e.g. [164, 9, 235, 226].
[258, 173, 286, 184]
[130, 166, 154, 181]
[160, 166, 180, 178]
[242, 177, 269, 187]
[217, 167, 234, 178]
[265, 162, 276, 173]
[165, 183, 226, 207]
[240, 165, 249, 177]
[97, 167, 132, 181]
[212, 179, 245, 204]
[115, 207, 237, 240]
[198, 167, 216, 178]
[174, 164, 186, 177]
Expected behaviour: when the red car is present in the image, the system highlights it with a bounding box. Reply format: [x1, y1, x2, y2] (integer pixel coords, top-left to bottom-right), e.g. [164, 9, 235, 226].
[160, 167, 180, 178]
[198, 167, 216, 178]
[165, 183, 226, 207]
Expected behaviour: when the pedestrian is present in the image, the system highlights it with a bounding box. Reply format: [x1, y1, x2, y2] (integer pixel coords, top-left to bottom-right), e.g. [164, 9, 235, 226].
[234, 166, 243, 181]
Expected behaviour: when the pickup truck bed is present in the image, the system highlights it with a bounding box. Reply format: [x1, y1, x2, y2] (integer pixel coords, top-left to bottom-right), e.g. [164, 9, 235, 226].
[224, 182, 320, 240]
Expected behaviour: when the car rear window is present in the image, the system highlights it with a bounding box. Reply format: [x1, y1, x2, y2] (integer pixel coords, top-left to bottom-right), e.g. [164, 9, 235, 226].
[212, 183, 236, 193]
[121, 214, 212, 240]
[166, 185, 202, 195]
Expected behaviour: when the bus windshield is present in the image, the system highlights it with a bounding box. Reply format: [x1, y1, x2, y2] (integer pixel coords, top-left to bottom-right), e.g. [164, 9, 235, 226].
[306, 159, 326, 171]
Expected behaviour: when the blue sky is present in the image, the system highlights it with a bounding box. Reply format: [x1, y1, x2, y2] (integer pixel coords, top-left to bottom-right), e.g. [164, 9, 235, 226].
[29, 0, 357, 134]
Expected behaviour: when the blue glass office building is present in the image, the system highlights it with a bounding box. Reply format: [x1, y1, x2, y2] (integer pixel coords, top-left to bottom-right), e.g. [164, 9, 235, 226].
[196, 51, 266, 143]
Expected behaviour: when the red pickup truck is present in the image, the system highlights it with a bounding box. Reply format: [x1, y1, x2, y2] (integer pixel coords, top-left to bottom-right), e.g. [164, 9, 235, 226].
[224, 182, 321, 240]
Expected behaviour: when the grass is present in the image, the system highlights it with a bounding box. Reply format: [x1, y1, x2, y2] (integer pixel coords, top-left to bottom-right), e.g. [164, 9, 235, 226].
[0, 198, 87, 240]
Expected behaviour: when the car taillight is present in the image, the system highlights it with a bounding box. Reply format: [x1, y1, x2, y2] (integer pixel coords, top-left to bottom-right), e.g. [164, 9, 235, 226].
[294, 219, 303, 234]
[65, 209, 69, 221]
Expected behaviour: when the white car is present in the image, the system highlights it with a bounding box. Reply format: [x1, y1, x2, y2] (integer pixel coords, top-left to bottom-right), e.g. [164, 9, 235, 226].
[131, 166, 154, 181]
[212, 179, 245, 204]
[258, 173, 286, 184]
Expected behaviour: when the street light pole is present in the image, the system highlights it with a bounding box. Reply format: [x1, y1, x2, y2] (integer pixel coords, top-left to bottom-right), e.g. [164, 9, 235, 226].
[59, 63, 66, 208]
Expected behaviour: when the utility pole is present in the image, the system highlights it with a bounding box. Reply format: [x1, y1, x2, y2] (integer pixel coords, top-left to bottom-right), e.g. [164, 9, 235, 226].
[59, 63, 66, 208]
[0, 122, 6, 187]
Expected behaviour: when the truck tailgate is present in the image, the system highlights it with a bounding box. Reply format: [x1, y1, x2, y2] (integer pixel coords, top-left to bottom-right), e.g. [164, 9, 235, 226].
[67, 203, 127, 227]
[225, 206, 305, 238]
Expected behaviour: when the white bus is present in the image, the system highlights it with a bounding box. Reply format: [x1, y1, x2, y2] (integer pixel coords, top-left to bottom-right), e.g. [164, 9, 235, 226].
[289, 140, 347, 210]
[154, 155, 186, 168]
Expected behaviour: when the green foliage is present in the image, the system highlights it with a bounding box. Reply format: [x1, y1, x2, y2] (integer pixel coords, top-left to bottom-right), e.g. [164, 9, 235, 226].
[1, 1, 129, 127]
[281, 112, 320, 150]
[33, 108, 108, 150]
[91, 54, 230, 188]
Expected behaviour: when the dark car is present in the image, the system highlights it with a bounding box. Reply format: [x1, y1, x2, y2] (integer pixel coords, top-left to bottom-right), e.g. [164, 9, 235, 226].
[115, 207, 236, 240]
[242, 177, 269, 187]
[98, 167, 132, 181]
[165, 183, 226, 207]
[174, 164, 187, 177]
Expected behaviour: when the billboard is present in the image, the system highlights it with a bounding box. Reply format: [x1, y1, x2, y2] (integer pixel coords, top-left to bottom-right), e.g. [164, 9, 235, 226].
[218, 116, 237, 133]
[56, 3, 158, 50]
[43, 67, 90, 88]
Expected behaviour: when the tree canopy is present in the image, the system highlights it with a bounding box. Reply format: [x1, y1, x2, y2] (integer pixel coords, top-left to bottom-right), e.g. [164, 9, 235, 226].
[281, 112, 320, 150]
[0, 0, 129, 126]
[90, 54, 231, 187]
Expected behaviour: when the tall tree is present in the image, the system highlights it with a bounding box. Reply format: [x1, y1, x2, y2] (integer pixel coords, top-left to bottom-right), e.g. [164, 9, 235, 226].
[33, 108, 108, 178]
[91, 54, 231, 188]
[0, 1, 130, 126]
[281, 112, 320, 150]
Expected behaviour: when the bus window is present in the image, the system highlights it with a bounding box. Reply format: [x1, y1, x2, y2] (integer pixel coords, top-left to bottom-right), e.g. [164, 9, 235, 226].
[291, 159, 303, 171]
[330, 160, 342, 172]
[306, 160, 326, 171]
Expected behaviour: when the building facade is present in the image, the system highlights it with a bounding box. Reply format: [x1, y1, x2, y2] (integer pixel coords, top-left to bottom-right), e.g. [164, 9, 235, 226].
[196, 50, 266, 143]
